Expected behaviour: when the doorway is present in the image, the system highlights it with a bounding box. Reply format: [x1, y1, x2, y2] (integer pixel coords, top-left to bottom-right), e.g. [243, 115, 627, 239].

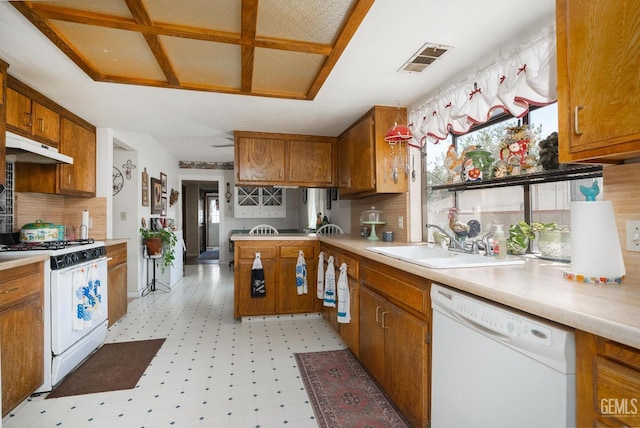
[183, 180, 220, 264]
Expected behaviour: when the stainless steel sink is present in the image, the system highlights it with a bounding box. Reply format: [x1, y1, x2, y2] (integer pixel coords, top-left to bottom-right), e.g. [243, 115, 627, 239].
[366, 245, 525, 269]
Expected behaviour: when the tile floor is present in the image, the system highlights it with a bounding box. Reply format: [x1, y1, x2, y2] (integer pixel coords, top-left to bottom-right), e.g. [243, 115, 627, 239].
[3, 264, 346, 428]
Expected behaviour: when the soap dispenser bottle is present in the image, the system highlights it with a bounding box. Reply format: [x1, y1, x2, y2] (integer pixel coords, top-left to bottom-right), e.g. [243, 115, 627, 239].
[494, 224, 507, 259]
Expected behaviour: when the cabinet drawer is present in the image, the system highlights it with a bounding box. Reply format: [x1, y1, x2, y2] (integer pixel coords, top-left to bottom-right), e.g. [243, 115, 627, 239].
[280, 244, 316, 259]
[338, 253, 359, 279]
[602, 340, 640, 371]
[0, 262, 44, 308]
[107, 243, 127, 266]
[361, 263, 429, 317]
[237, 246, 276, 259]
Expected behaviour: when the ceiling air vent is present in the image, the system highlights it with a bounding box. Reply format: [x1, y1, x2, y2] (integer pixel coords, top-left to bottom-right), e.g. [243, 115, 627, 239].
[400, 43, 451, 72]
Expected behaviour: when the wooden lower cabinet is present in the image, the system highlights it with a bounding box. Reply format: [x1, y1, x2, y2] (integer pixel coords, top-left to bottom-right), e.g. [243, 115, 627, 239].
[359, 261, 430, 428]
[576, 330, 640, 427]
[234, 240, 319, 317]
[320, 244, 360, 356]
[107, 242, 128, 327]
[0, 261, 45, 417]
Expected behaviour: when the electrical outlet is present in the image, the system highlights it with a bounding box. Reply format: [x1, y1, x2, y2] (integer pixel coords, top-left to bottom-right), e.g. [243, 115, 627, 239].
[626, 221, 640, 252]
[398, 216, 404, 229]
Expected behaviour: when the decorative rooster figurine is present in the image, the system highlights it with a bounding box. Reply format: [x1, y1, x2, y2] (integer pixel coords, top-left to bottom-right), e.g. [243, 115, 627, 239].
[448, 207, 481, 241]
[579, 179, 600, 201]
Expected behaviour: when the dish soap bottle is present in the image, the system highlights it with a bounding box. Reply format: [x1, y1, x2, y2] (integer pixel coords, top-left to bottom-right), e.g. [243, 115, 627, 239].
[494, 224, 507, 259]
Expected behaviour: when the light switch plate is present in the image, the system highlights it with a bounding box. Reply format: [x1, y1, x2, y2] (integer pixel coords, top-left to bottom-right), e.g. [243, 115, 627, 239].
[626, 221, 640, 252]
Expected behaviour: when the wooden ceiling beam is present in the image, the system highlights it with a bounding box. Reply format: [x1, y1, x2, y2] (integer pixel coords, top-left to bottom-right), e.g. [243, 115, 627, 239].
[124, 0, 179, 86]
[240, 0, 259, 93]
[307, 0, 374, 100]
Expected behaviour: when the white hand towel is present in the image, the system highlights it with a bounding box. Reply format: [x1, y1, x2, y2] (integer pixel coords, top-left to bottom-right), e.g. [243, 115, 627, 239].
[317, 251, 325, 299]
[337, 263, 350, 323]
[88, 264, 103, 318]
[323, 256, 336, 307]
[72, 268, 85, 331]
[295, 250, 308, 295]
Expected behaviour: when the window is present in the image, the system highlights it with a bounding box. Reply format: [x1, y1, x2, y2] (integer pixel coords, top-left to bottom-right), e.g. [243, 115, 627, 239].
[423, 102, 602, 251]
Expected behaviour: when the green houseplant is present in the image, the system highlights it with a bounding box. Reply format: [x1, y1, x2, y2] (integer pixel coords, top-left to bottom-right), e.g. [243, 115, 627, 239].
[140, 227, 177, 272]
[507, 221, 565, 255]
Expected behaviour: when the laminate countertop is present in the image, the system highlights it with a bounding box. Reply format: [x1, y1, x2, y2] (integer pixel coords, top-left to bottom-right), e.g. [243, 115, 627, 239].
[317, 235, 640, 349]
[0, 254, 49, 271]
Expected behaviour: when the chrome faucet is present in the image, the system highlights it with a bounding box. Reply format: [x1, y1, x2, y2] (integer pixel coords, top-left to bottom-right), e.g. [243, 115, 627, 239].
[425, 224, 465, 251]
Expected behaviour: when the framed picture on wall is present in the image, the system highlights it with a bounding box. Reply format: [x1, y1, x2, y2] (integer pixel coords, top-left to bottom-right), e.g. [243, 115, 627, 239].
[161, 197, 167, 216]
[141, 168, 149, 206]
[151, 177, 162, 214]
[160, 172, 167, 193]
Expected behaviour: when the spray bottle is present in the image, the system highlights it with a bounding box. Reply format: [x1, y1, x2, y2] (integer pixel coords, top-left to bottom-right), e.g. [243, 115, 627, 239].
[494, 224, 507, 259]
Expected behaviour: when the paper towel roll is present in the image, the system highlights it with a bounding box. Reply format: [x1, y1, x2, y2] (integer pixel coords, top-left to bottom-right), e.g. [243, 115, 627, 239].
[80, 209, 89, 239]
[570, 201, 625, 279]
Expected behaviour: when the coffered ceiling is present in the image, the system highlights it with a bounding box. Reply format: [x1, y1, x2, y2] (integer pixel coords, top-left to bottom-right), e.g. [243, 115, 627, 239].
[11, 0, 370, 100]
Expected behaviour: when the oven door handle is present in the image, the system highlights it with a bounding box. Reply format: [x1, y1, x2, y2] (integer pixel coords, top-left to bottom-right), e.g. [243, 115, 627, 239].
[53, 257, 108, 274]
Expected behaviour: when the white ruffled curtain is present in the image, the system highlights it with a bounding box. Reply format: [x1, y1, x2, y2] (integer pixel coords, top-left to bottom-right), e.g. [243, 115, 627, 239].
[409, 25, 557, 146]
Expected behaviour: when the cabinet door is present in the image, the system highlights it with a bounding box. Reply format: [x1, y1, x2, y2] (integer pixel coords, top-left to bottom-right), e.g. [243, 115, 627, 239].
[6, 87, 32, 133]
[384, 300, 429, 427]
[235, 258, 276, 316]
[32, 101, 60, 147]
[58, 118, 96, 196]
[557, 0, 640, 162]
[277, 257, 317, 314]
[1, 297, 44, 417]
[0, 60, 6, 186]
[236, 136, 286, 183]
[358, 286, 385, 384]
[338, 277, 359, 355]
[337, 131, 351, 191]
[107, 243, 128, 327]
[288, 139, 333, 185]
[349, 115, 375, 193]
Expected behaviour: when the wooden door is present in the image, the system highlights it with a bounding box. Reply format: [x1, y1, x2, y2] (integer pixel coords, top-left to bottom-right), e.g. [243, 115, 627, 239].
[348, 115, 375, 193]
[1, 297, 44, 416]
[107, 243, 128, 327]
[58, 118, 96, 196]
[236, 136, 286, 183]
[358, 286, 385, 384]
[276, 244, 317, 314]
[338, 277, 359, 355]
[384, 300, 430, 427]
[557, 0, 640, 162]
[6, 87, 31, 133]
[32, 101, 60, 147]
[236, 258, 276, 316]
[288, 139, 333, 185]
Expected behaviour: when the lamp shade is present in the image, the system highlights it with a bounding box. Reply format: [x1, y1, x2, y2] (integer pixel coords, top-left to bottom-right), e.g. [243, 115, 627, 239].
[384, 123, 413, 142]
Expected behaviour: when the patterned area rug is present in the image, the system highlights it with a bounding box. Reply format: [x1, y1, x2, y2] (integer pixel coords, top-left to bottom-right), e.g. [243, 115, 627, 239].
[295, 349, 412, 428]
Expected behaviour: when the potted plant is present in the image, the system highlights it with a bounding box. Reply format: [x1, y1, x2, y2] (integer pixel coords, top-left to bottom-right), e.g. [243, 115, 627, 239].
[140, 227, 178, 272]
[507, 221, 569, 256]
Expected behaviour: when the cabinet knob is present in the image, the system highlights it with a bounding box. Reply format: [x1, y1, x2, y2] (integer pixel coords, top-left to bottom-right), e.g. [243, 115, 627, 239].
[0, 287, 18, 294]
[38, 117, 44, 132]
[574, 105, 584, 135]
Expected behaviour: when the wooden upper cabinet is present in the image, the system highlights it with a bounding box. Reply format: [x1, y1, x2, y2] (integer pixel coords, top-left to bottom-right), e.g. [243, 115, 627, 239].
[58, 118, 96, 196]
[6, 87, 60, 148]
[557, 0, 640, 163]
[288, 139, 333, 185]
[234, 131, 336, 187]
[338, 105, 408, 198]
[235, 134, 286, 184]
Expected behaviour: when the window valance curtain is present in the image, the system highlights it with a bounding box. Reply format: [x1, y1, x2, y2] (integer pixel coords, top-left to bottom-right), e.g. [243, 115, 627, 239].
[409, 25, 556, 146]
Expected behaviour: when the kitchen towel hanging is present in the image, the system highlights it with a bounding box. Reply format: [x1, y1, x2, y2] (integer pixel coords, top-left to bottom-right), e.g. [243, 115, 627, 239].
[296, 250, 308, 295]
[323, 256, 336, 307]
[317, 251, 325, 299]
[337, 263, 350, 323]
[251, 253, 266, 297]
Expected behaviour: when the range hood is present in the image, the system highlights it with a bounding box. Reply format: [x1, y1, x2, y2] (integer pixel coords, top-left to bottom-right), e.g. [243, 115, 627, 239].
[5, 131, 73, 164]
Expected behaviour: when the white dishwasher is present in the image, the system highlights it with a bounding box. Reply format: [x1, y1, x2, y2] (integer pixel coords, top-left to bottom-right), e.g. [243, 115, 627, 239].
[430, 283, 576, 428]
